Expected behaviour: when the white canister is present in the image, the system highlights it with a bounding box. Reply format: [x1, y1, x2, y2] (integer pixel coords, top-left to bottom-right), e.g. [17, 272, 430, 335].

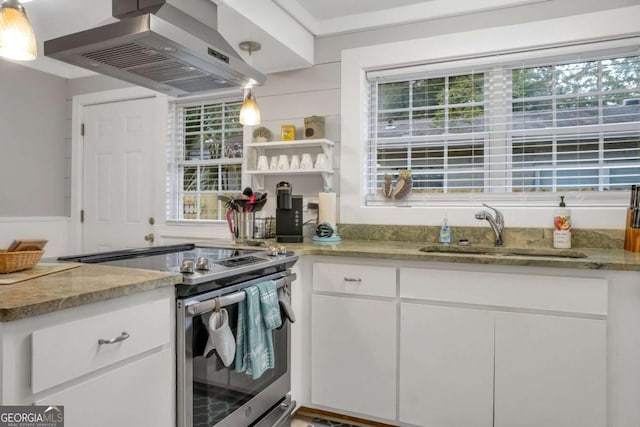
[300, 153, 313, 169]
[269, 156, 278, 171]
[314, 153, 327, 169]
[318, 189, 337, 226]
[290, 155, 300, 170]
[257, 155, 269, 171]
[277, 155, 289, 170]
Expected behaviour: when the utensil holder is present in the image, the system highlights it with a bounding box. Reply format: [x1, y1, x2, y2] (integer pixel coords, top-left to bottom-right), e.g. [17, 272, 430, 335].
[233, 211, 256, 243]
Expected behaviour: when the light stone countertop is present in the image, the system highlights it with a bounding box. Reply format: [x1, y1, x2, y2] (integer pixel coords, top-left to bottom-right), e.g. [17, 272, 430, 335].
[0, 263, 182, 322]
[4, 237, 638, 322]
[199, 239, 640, 272]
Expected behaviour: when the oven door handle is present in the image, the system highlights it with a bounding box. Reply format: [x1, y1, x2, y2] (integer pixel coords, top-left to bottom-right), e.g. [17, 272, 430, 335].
[186, 273, 296, 316]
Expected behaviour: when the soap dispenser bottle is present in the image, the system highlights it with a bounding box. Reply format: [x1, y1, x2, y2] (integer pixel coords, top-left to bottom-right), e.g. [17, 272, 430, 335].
[553, 196, 571, 249]
[439, 215, 452, 244]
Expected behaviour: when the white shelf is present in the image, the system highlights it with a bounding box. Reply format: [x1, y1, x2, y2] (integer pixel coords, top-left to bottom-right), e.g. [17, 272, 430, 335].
[246, 138, 335, 190]
[246, 169, 333, 175]
[246, 138, 334, 150]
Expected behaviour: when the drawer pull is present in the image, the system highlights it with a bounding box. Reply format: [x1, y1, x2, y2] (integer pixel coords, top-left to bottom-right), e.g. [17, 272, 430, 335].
[98, 331, 130, 345]
[344, 277, 362, 283]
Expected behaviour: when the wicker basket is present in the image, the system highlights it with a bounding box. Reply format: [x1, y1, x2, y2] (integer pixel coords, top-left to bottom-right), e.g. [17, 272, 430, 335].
[0, 250, 44, 274]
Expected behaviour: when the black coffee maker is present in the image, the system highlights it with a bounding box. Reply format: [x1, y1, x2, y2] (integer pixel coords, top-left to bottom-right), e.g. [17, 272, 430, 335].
[275, 182, 303, 243]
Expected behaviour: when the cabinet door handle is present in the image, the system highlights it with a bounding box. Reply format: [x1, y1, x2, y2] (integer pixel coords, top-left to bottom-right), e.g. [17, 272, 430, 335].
[98, 331, 130, 345]
[344, 277, 362, 283]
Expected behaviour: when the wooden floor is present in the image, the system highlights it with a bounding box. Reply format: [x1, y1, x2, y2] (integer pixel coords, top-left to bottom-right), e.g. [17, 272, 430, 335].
[291, 407, 394, 427]
[292, 414, 358, 427]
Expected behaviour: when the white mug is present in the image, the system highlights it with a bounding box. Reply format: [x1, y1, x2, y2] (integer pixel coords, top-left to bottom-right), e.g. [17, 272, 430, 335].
[290, 155, 300, 170]
[277, 154, 289, 170]
[314, 153, 327, 169]
[269, 155, 278, 171]
[300, 153, 313, 169]
[257, 155, 269, 171]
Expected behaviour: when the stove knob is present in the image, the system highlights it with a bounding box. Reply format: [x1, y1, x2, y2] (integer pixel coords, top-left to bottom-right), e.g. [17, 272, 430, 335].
[180, 260, 195, 274]
[195, 257, 210, 271]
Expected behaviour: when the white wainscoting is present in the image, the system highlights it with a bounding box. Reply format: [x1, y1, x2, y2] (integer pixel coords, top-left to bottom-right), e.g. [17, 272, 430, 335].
[0, 217, 70, 257]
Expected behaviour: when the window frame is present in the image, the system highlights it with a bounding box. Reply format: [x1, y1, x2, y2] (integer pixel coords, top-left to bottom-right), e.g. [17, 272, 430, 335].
[340, 8, 640, 227]
[368, 70, 489, 197]
[167, 94, 245, 222]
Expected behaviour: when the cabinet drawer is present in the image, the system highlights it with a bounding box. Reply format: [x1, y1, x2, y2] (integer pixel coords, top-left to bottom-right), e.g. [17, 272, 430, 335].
[36, 349, 173, 427]
[400, 268, 607, 315]
[313, 262, 396, 297]
[32, 297, 171, 393]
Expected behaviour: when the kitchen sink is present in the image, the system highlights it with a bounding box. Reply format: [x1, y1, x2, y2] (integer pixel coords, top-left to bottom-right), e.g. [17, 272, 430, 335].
[419, 244, 587, 258]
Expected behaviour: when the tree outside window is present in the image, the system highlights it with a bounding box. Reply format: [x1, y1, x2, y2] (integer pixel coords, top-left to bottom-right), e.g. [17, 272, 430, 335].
[367, 53, 640, 202]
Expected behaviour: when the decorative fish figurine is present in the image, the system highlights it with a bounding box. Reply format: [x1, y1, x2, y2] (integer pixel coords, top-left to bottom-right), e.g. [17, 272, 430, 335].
[382, 170, 412, 200]
[383, 174, 394, 198]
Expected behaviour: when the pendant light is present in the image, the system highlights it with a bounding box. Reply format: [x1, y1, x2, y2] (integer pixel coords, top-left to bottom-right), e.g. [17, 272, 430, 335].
[239, 88, 260, 126]
[238, 41, 261, 126]
[0, 0, 37, 61]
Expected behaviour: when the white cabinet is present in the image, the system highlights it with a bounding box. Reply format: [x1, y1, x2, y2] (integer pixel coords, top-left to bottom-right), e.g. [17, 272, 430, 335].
[31, 298, 170, 393]
[311, 295, 396, 420]
[0, 287, 175, 427]
[305, 260, 608, 426]
[494, 312, 606, 427]
[400, 267, 607, 427]
[310, 262, 397, 421]
[312, 262, 396, 298]
[398, 303, 606, 427]
[36, 349, 172, 427]
[399, 303, 494, 427]
[246, 139, 334, 190]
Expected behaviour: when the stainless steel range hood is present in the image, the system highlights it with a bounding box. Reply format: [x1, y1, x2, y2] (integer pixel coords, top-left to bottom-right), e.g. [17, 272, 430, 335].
[44, 0, 266, 97]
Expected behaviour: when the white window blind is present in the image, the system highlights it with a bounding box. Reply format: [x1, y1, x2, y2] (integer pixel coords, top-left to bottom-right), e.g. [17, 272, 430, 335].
[167, 98, 243, 221]
[366, 48, 640, 205]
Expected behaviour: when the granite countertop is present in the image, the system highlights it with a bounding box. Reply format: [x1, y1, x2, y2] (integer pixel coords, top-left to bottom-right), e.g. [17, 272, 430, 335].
[296, 240, 640, 271]
[0, 263, 182, 322]
[200, 239, 640, 272]
[4, 236, 637, 322]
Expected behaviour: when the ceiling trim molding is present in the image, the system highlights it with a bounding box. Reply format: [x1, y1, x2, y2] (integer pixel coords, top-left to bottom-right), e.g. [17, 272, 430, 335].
[219, 0, 314, 65]
[275, 0, 551, 37]
[272, 0, 320, 35]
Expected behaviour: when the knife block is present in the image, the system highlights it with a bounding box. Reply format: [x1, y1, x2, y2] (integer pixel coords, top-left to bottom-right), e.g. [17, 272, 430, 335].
[624, 209, 640, 252]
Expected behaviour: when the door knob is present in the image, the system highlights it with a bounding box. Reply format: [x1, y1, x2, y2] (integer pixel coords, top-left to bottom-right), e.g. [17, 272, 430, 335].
[144, 233, 154, 243]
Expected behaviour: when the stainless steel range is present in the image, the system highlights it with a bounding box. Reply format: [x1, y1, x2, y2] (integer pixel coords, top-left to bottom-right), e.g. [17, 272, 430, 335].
[59, 243, 298, 427]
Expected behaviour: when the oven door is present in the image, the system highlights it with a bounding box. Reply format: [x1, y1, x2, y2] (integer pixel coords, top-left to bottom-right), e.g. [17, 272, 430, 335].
[177, 271, 294, 427]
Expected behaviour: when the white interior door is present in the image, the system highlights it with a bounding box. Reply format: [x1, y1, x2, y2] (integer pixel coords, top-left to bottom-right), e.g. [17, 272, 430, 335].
[82, 97, 157, 252]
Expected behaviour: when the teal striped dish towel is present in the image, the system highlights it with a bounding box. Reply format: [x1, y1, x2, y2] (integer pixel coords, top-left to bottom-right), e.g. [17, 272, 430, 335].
[256, 280, 282, 330]
[235, 281, 282, 379]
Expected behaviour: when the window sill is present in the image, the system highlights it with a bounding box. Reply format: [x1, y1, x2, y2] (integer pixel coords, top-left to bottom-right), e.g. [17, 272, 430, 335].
[157, 221, 231, 243]
[365, 191, 629, 208]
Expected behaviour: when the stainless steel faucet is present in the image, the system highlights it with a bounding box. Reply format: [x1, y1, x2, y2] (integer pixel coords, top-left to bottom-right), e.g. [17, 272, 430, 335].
[475, 203, 504, 246]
